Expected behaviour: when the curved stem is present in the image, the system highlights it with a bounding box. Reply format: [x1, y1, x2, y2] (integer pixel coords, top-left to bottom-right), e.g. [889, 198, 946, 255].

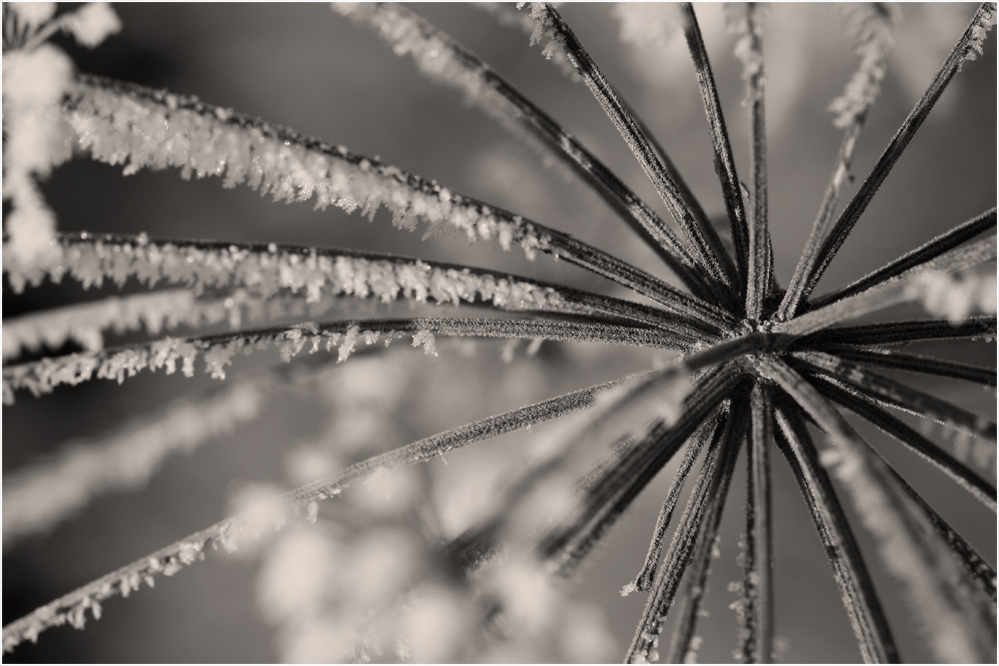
[66, 75, 730, 324]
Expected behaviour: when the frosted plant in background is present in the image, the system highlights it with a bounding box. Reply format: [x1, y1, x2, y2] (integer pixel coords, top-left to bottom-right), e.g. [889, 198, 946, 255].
[2, 2, 997, 664]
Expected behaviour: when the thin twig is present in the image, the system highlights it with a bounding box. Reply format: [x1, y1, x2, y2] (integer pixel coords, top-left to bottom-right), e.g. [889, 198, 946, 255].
[757, 357, 996, 663]
[774, 235, 997, 337]
[796, 350, 997, 441]
[680, 2, 751, 290]
[779, 3, 998, 315]
[809, 208, 997, 311]
[625, 385, 749, 663]
[743, 381, 774, 663]
[811, 375, 996, 513]
[815, 344, 996, 387]
[630, 412, 720, 592]
[340, 2, 718, 300]
[537, 4, 741, 305]
[772, 402, 899, 664]
[798, 316, 996, 347]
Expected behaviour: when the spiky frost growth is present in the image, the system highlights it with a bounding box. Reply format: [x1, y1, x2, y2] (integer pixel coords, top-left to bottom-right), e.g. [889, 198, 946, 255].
[3, 4, 997, 662]
[478, 2, 578, 78]
[3, 379, 268, 545]
[828, 3, 898, 128]
[3, 317, 668, 403]
[63, 77, 552, 260]
[4, 233, 570, 314]
[963, 1, 998, 64]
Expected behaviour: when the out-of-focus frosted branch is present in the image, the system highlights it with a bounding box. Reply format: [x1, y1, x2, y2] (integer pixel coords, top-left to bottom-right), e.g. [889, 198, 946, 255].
[759, 357, 996, 663]
[2, 377, 269, 546]
[0, 371, 647, 652]
[3, 290, 198, 361]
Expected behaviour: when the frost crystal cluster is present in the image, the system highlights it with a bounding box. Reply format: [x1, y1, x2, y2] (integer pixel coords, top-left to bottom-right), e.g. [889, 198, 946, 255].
[2, 3, 997, 664]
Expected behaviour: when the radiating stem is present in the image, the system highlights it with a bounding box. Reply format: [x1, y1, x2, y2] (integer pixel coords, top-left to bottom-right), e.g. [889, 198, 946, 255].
[796, 350, 997, 441]
[737, 4, 774, 320]
[811, 375, 996, 512]
[630, 413, 719, 592]
[774, 235, 997, 337]
[341, 2, 721, 301]
[539, 3, 741, 305]
[779, 3, 998, 316]
[798, 316, 996, 346]
[809, 208, 997, 311]
[815, 344, 997, 387]
[625, 386, 748, 663]
[773, 403, 899, 664]
[680, 2, 751, 290]
[757, 357, 996, 662]
[743, 381, 774, 663]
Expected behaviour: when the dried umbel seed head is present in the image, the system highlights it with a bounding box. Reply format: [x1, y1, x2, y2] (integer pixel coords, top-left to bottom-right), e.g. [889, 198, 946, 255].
[2, 3, 995, 663]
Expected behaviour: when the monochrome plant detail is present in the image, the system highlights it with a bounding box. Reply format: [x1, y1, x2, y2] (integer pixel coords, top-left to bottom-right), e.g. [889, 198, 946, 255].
[2, 2, 996, 663]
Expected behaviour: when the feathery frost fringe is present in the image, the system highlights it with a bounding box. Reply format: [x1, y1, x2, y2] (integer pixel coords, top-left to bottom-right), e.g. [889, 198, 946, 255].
[2, 317, 668, 403]
[3, 234, 569, 313]
[962, 2, 998, 65]
[1, 373, 638, 652]
[4, 291, 212, 361]
[63, 76, 551, 260]
[3, 378, 268, 545]
[829, 3, 898, 128]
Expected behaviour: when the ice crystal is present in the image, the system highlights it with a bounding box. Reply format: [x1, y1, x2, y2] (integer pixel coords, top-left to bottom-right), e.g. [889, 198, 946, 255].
[3, 379, 266, 544]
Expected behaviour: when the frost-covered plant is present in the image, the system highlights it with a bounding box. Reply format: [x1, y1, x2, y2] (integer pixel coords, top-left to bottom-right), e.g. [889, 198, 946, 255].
[2, 2, 997, 663]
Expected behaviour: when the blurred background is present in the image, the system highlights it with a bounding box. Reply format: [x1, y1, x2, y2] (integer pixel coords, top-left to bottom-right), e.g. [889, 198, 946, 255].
[3, 3, 995, 662]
